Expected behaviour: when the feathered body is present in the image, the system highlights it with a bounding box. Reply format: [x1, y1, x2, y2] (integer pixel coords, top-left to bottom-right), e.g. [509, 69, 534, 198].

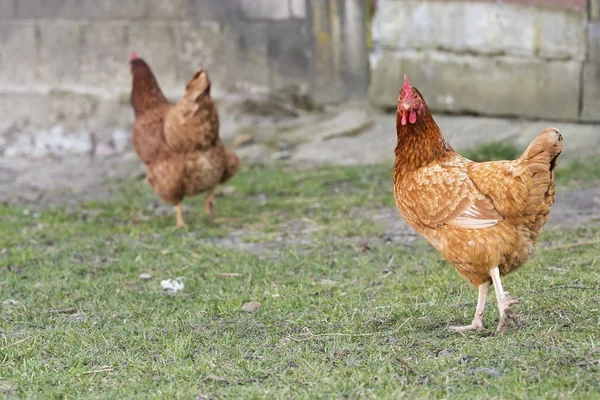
[393, 76, 562, 332]
[129, 54, 240, 226]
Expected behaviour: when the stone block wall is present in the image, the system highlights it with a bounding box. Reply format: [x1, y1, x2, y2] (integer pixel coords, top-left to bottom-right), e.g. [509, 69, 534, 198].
[0, 0, 368, 139]
[369, 0, 600, 121]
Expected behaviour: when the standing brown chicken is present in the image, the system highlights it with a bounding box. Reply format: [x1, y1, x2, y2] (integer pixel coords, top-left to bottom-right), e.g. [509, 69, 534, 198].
[393, 76, 563, 333]
[129, 52, 241, 227]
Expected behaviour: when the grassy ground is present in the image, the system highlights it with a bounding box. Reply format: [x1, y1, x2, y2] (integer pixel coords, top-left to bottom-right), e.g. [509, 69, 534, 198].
[1, 162, 599, 399]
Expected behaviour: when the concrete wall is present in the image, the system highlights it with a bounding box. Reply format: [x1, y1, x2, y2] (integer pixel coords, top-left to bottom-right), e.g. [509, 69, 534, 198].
[369, 0, 600, 121]
[0, 0, 368, 147]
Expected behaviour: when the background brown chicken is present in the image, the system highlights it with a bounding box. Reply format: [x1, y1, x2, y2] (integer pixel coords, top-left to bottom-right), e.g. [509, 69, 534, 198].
[129, 52, 241, 228]
[393, 76, 563, 333]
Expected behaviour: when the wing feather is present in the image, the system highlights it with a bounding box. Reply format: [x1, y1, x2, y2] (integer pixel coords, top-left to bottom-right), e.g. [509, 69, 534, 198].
[397, 158, 503, 230]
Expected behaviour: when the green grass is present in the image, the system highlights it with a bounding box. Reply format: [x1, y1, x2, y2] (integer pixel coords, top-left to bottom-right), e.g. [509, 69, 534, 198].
[1, 163, 600, 399]
[462, 141, 522, 162]
[556, 155, 600, 186]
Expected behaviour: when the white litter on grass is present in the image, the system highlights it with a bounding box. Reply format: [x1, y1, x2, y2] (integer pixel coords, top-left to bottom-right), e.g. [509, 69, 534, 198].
[2, 299, 19, 306]
[161, 277, 185, 293]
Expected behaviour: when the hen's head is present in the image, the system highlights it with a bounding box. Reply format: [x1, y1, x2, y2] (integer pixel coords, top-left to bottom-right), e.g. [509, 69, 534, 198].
[129, 51, 151, 77]
[397, 75, 425, 126]
[129, 51, 166, 115]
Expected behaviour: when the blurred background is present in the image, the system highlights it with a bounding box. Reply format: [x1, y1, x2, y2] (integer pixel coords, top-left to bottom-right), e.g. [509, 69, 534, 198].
[0, 0, 599, 203]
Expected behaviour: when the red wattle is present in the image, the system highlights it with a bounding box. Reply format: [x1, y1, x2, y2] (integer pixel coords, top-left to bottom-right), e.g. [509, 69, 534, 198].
[401, 110, 407, 126]
[409, 109, 416, 124]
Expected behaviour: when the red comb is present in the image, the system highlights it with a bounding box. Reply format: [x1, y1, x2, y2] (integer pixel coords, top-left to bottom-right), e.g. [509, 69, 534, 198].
[402, 75, 412, 98]
[130, 51, 138, 60]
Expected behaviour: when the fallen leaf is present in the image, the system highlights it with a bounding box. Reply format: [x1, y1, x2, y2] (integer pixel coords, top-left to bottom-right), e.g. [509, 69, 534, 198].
[359, 240, 372, 252]
[219, 272, 242, 278]
[233, 133, 254, 148]
[204, 375, 229, 383]
[318, 279, 337, 286]
[50, 307, 77, 314]
[242, 301, 261, 312]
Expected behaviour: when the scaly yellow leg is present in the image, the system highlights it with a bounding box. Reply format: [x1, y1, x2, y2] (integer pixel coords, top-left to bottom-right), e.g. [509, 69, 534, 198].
[175, 203, 187, 228]
[491, 267, 522, 333]
[204, 191, 216, 217]
[449, 281, 490, 333]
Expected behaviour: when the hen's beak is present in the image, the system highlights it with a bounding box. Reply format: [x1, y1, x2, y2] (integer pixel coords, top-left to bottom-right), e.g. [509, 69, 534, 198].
[398, 101, 417, 126]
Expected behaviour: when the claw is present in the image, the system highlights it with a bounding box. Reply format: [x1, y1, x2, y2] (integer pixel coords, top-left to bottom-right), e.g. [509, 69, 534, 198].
[495, 296, 523, 333]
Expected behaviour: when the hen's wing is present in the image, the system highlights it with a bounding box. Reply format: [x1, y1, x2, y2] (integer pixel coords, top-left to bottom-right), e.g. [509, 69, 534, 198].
[164, 69, 219, 153]
[398, 156, 503, 229]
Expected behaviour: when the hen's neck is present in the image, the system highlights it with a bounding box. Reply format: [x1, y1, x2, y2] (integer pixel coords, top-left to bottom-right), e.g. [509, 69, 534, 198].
[131, 77, 169, 117]
[394, 108, 453, 179]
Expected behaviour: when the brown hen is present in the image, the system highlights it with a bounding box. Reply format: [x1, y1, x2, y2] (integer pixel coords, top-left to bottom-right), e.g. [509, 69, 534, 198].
[130, 52, 241, 228]
[393, 76, 563, 333]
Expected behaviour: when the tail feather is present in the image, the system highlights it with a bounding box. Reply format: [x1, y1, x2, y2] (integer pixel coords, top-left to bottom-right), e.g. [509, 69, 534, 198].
[220, 147, 241, 184]
[164, 69, 218, 153]
[520, 128, 563, 213]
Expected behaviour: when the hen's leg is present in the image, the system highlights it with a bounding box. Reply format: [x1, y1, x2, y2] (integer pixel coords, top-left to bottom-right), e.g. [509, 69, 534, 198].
[204, 191, 216, 217]
[491, 267, 522, 333]
[449, 281, 490, 332]
[175, 203, 187, 228]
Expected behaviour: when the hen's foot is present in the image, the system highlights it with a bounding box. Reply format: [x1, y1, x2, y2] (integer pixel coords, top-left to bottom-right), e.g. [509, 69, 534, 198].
[449, 320, 484, 333]
[495, 294, 522, 333]
[450, 281, 489, 334]
[204, 192, 216, 218]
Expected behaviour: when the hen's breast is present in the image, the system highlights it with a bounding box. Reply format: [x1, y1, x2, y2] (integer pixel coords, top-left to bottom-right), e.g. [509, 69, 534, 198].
[132, 105, 172, 165]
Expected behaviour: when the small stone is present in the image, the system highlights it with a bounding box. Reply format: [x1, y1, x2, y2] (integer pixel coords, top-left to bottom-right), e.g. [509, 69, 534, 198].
[475, 366, 503, 378]
[438, 349, 453, 358]
[233, 133, 254, 148]
[94, 142, 116, 158]
[139, 273, 152, 280]
[242, 301, 261, 312]
[221, 186, 236, 196]
[271, 150, 290, 160]
[196, 395, 217, 400]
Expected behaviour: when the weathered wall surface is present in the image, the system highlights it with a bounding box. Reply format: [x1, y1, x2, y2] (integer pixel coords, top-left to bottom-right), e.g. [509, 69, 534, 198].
[0, 0, 368, 155]
[369, 0, 600, 121]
